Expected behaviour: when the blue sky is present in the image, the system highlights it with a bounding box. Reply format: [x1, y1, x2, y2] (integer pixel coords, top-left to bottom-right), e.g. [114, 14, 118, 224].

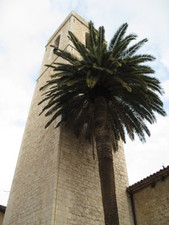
[0, 0, 169, 206]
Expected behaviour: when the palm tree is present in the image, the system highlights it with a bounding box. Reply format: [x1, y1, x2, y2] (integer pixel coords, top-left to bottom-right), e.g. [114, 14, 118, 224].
[39, 22, 166, 225]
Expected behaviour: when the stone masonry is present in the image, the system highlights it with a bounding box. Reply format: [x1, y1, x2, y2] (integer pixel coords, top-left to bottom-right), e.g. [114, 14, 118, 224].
[3, 12, 133, 225]
[128, 166, 169, 225]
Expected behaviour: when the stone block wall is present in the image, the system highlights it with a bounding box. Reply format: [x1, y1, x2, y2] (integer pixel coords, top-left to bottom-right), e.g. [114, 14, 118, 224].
[3, 11, 133, 225]
[132, 175, 169, 225]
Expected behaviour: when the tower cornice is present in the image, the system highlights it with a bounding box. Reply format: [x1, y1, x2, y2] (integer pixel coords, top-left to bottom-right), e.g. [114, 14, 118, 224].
[46, 11, 88, 47]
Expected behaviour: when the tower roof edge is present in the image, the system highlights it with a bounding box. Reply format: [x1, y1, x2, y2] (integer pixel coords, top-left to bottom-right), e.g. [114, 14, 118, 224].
[46, 11, 88, 46]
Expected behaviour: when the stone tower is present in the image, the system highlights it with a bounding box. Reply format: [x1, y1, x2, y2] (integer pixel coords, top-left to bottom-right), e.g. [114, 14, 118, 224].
[3, 12, 133, 225]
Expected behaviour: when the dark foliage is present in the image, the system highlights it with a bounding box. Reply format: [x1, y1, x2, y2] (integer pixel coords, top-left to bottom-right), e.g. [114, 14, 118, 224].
[39, 21, 166, 150]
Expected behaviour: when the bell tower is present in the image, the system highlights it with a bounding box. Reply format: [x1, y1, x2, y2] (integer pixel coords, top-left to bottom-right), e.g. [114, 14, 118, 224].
[3, 11, 133, 225]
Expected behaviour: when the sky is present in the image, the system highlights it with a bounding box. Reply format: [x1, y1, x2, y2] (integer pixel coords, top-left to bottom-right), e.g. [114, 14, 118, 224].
[0, 0, 169, 206]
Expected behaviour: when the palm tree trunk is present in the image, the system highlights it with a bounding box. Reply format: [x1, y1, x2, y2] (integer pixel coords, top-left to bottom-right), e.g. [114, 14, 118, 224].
[94, 96, 119, 225]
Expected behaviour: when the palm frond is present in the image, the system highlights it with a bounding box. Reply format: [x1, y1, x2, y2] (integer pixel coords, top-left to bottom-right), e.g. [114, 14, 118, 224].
[39, 20, 166, 147]
[126, 38, 148, 56]
[109, 23, 128, 51]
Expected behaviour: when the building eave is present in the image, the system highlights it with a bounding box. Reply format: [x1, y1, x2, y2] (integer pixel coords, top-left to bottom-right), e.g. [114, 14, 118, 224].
[0, 205, 6, 213]
[127, 165, 169, 194]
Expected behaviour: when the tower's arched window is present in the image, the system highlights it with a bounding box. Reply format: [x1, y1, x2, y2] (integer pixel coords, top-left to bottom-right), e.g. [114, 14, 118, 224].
[54, 35, 61, 49]
[85, 32, 90, 48]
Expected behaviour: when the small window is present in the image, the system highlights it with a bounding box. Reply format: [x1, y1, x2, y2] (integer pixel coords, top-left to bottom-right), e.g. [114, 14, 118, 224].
[54, 35, 61, 49]
[85, 32, 89, 48]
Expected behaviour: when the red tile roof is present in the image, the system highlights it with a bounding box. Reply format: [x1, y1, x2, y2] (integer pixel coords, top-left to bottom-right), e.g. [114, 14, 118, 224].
[127, 165, 169, 194]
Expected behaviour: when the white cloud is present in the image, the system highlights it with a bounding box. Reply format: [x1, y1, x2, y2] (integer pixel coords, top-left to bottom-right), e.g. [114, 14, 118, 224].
[162, 80, 169, 102]
[125, 116, 169, 184]
[160, 50, 169, 73]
